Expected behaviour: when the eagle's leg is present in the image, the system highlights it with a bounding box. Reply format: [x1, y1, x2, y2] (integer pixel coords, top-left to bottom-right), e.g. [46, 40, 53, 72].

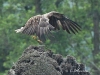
[36, 36, 43, 44]
[32, 35, 43, 44]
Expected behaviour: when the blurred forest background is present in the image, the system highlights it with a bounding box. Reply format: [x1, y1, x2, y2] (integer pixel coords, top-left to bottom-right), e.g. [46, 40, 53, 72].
[0, 0, 100, 75]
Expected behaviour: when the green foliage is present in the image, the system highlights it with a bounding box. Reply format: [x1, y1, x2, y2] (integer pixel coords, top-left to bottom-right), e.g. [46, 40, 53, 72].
[0, 0, 100, 75]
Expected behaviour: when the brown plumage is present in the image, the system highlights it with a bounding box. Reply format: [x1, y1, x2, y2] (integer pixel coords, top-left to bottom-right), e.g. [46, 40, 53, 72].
[15, 11, 81, 41]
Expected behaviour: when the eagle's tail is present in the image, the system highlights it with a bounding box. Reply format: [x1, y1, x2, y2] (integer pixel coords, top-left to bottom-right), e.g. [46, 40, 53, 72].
[15, 27, 24, 33]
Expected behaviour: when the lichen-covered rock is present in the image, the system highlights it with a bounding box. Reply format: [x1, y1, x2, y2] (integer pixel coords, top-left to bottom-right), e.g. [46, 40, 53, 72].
[7, 45, 90, 75]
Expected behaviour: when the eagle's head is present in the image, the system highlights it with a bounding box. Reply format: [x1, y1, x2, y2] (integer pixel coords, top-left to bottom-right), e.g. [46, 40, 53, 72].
[40, 18, 46, 21]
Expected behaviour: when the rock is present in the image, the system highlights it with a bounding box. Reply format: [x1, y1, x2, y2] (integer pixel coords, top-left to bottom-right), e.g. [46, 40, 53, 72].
[7, 45, 90, 75]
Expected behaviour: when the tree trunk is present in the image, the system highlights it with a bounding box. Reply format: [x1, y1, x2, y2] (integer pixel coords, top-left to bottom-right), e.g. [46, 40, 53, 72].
[92, 10, 100, 75]
[34, 0, 42, 14]
[90, 0, 100, 75]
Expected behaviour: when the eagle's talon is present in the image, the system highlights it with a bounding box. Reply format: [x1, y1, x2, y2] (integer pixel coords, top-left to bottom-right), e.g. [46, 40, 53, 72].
[32, 36, 37, 40]
[37, 40, 43, 43]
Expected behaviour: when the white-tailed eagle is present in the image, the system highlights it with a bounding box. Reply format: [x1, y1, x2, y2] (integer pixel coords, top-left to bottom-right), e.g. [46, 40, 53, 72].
[15, 11, 81, 42]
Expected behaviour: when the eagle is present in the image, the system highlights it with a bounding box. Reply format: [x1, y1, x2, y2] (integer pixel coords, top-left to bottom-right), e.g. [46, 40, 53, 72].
[15, 11, 81, 43]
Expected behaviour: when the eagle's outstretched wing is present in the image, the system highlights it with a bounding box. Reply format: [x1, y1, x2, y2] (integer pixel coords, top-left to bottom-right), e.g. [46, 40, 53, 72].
[45, 11, 81, 34]
[15, 15, 54, 40]
[15, 11, 81, 42]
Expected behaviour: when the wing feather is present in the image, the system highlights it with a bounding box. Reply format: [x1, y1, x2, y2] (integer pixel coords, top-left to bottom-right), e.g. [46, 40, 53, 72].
[49, 16, 60, 30]
[28, 26, 33, 35]
[65, 20, 79, 33]
[65, 20, 76, 34]
[66, 19, 81, 31]
[60, 20, 71, 33]
[15, 16, 41, 36]
[46, 11, 81, 34]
